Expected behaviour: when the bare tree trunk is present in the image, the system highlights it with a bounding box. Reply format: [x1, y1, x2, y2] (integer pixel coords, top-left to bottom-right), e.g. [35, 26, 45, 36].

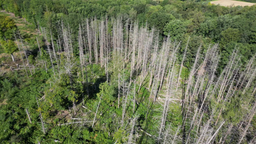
[121, 82, 131, 126]
[206, 121, 225, 144]
[221, 124, 233, 144]
[238, 102, 256, 144]
[19, 37, 32, 75]
[44, 32, 55, 77]
[51, 33, 60, 77]
[36, 97, 45, 134]
[118, 73, 121, 108]
[124, 20, 129, 61]
[148, 35, 159, 89]
[62, 23, 71, 62]
[239, 54, 256, 89]
[36, 37, 41, 56]
[14, 34, 28, 77]
[128, 117, 137, 144]
[158, 57, 176, 142]
[67, 25, 73, 58]
[185, 44, 201, 99]
[133, 80, 136, 113]
[86, 19, 92, 64]
[196, 119, 210, 144]
[85, 65, 89, 97]
[44, 61, 48, 73]
[100, 20, 105, 67]
[25, 108, 32, 123]
[106, 47, 109, 82]
[176, 37, 190, 91]
[171, 126, 181, 144]
[92, 94, 103, 128]
[242, 67, 256, 94]
[11, 54, 15, 62]
[163, 124, 171, 144]
[79, 24, 84, 83]
[130, 22, 138, 81]
[93, 19, 98, 64]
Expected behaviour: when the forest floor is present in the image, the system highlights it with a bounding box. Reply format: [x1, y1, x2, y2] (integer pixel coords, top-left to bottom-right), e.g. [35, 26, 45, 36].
[210, 0, 256, 6]
[0, 99, 7, 106]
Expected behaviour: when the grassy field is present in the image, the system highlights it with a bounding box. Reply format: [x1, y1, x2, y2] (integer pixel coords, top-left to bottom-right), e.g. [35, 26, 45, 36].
[210, 0, 256, 6]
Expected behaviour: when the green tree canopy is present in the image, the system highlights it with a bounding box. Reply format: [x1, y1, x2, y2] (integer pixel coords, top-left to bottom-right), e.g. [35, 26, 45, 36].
[1, 40, 17, 54]
[220, 28, 240, 45]
[0, 16, 17, 40]
[164, 19, 187, 40]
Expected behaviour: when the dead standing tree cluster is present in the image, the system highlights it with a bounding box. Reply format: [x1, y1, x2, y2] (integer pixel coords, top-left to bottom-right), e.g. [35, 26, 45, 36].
[32, 17, 256, 143]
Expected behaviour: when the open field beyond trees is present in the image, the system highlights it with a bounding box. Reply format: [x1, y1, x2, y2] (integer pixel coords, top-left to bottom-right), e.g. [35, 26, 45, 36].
[211, 0, 256, 6]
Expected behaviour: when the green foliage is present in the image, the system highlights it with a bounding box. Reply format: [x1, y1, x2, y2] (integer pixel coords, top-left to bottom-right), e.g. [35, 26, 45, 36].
[0, 70, 50, 143]
[0, 0, 255, 72]
[1, 0, 256, 143]
[1, 39, 18, 54]
[220, 28, 240, 45]
[28, 55, 35, 64]
[222, 96, 243, 124]
[0, 16, 17, 40]
[164, 19, 186, 40]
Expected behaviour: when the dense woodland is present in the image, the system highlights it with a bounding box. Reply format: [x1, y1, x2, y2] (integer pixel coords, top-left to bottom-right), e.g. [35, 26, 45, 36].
[0, 0, 256, 143]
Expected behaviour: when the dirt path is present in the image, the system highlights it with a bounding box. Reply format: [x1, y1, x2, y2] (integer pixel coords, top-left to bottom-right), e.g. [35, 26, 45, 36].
[211, 0, 256, 6]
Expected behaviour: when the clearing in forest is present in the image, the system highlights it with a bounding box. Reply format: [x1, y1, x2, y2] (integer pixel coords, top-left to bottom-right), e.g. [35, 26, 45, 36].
[0, 10, 39, 36]
[210, 0, 256, 6]
[0, 11, 41, 75]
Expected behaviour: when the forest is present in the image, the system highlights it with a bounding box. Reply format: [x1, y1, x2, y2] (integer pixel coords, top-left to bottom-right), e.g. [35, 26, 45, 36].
[0, 0, 256, 143]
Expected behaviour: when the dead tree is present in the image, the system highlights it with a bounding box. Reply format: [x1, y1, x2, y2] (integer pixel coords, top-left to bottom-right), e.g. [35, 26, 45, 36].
[100, 20, 105, 67]
[118, 73, 121, 108]
[176, 37, 190, 91]
[79, 24, 85, 83]
[238, 102, 256, 144]
[36, 37, 41, 56]
[14, 34, 28, 77]
[92, 18, 98, 64]
[51, 32, 60, 76]
[128, 117, 137, 144]
[121, 82, 132, 126]
[36, 97, 46, 134]
[86, 19, 92, 64]
[43, 30, 56, 77]
[25, 108, 32, 123]
[158, 55, 176, 142]
[130, 22, 138, 81]
[92, 94, 103, 128]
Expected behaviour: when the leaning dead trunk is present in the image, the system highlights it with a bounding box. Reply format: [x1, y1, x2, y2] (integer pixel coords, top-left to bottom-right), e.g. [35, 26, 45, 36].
[176, 37, 190, 91]
[92, 94, 103, 128]
[25, 108, 32, 123]
[36, 97, 46, 134]
[11, 53, 15, 62]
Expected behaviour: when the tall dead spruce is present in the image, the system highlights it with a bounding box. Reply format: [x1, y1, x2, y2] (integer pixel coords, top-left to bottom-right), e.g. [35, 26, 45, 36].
[28, 17, 256, 144]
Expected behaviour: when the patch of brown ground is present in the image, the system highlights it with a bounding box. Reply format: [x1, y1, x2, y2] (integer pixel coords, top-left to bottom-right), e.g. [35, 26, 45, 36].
[0, 10, 40, 36]
[0, 51, 27, 75]
[0, 10, 15, 17]
[211, 0, 256, 7]
[0, 99, 7, 106]
[55, 110, 72, 121]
